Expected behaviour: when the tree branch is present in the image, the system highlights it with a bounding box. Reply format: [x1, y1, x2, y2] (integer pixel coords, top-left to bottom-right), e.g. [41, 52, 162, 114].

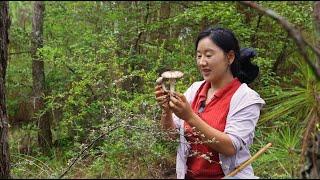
[250, 14, 263, 47]
[58, 124, 122, 179]
[239, 1, 320, 80]
[272, 34, 290, 73]
[9, 51, 31, 56]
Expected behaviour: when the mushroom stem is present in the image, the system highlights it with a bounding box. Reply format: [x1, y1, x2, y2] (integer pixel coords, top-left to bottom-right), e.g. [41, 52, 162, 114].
[162, 83, 168, 92]
[156, 77, 168, 92]
[169, 79, 176, 92]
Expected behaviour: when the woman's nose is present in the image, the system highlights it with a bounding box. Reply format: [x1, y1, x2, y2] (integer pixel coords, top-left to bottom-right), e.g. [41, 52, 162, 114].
[199, 56, 207, 66]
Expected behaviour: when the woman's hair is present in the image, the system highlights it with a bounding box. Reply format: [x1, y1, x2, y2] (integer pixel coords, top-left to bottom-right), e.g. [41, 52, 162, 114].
[195, 27, 259, 84]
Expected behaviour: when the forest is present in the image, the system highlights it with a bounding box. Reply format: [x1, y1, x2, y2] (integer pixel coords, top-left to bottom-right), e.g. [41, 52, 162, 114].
[0, 1, 319, 179]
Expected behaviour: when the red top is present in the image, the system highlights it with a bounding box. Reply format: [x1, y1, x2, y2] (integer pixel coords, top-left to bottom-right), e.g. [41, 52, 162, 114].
[184, 78, 241, 179]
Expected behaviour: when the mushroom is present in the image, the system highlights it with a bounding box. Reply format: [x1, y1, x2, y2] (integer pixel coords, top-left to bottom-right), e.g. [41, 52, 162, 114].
[156, 71, 184, 93]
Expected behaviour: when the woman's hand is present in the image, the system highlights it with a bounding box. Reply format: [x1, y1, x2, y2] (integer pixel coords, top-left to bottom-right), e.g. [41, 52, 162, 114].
[169, 92, 195, 121]
[154, 85, 171, 112]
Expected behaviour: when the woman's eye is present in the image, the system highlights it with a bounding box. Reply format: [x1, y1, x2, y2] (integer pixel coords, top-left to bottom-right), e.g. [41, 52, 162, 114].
[206, 55, 212, 58]
[197, 55, 202, 59]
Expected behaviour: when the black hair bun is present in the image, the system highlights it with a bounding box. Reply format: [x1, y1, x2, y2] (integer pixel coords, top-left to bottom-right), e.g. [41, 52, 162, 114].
[238, 48, 259, 84]
[239, 48, 256, 63]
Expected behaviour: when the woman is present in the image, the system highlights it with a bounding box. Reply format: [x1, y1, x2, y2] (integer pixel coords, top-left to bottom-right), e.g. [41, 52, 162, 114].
[154, 27, 265, 179]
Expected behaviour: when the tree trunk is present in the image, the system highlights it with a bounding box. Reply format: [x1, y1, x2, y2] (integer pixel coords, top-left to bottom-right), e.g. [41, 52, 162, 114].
[272, 39, 288, 74]
[250, 14, 263, 47]
[314, 1, 320, 69]
[0, 1, 10, 178]
[300, 2, 320, 178]
[200, 17, 208, 32]
[158, 2, 170, 41]
[31, 1, 52, 155]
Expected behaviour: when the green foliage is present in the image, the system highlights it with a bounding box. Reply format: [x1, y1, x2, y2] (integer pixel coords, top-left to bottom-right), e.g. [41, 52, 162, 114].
[259, 54, 320, 126]
[252, 124, 302, 178]
[6, 1, 318, 179]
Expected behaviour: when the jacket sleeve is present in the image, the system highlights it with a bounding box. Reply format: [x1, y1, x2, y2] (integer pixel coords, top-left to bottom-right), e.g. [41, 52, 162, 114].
[224, 103, 263, 152]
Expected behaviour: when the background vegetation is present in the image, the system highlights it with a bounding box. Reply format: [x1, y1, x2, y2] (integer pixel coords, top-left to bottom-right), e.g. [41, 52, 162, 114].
[6, 1, 320, 178]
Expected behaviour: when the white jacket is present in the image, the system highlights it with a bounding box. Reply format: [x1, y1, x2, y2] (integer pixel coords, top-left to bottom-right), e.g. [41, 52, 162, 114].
[173, 81, 265, 179]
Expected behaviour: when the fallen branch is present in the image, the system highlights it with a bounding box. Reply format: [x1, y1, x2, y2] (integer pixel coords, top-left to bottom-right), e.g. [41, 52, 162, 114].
[57, 121, 185, 179]
[239, 1, 320, 80]
[58, 124, 122, 179]
[224, 142, 272, 178]
[9, 51, 31, 56]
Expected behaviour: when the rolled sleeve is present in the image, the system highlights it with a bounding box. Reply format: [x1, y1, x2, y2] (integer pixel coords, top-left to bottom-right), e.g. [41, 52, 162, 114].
[173, 113, 181, 129]
[225, 103, 262, 152]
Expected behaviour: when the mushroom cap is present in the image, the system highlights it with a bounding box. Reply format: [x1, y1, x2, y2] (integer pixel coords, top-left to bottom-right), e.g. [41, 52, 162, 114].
[156, 77, 163, 84]
[161, 71, 184, 79]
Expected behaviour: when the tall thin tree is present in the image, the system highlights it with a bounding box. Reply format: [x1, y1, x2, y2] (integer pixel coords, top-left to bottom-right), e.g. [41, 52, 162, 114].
[300, 2, 320, 178]
[314, 1, 320, 69]
[158, 2, 170, 41]
[0, 1, 10, 178]
[31, 1, 52, 154]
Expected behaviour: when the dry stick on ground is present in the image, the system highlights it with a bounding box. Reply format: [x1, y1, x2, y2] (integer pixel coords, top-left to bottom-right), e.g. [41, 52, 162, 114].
[9, 51, 31, 56]
[58, 124, 122, 179]
[57, 120, 189, 179]
[224, 143, 272, 178]
[57, 124, 166, 179]
[238, 1, 320, 80]
[57, 118, 219, 178]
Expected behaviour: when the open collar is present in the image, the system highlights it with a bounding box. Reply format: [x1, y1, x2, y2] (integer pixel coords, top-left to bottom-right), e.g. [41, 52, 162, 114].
[198, 78, 241, 101]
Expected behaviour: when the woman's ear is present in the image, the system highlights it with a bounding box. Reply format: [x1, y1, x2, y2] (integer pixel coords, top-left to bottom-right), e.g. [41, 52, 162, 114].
[227, 50, 235, 65]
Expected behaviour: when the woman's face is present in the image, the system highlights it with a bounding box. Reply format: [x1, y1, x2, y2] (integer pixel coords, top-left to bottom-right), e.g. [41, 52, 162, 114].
[196, 37, 234, 83]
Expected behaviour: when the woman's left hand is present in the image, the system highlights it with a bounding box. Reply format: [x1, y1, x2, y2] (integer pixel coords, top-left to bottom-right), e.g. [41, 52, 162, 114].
[169, 92, 195, 122]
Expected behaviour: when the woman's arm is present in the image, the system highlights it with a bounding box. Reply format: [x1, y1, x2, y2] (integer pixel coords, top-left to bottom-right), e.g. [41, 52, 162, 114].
[160, 109, 175, 130]
[155, 85, 179, 139]
[187, 113, 236, 156]
[160, 110, 180, 140]
[169, 92, 236, 156]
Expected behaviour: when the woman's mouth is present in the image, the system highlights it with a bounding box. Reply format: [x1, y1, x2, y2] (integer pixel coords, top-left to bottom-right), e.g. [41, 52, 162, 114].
[201, 69, 211, 76]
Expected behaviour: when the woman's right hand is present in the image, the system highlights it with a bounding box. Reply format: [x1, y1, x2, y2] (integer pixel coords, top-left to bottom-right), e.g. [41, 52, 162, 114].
[154, 84, 171, 112]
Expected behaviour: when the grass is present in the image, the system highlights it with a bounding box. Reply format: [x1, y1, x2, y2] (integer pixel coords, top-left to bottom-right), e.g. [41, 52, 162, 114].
[8, 122, 177, 179]
[9, 122, 301, 179]
[252, 124, 302, 179]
